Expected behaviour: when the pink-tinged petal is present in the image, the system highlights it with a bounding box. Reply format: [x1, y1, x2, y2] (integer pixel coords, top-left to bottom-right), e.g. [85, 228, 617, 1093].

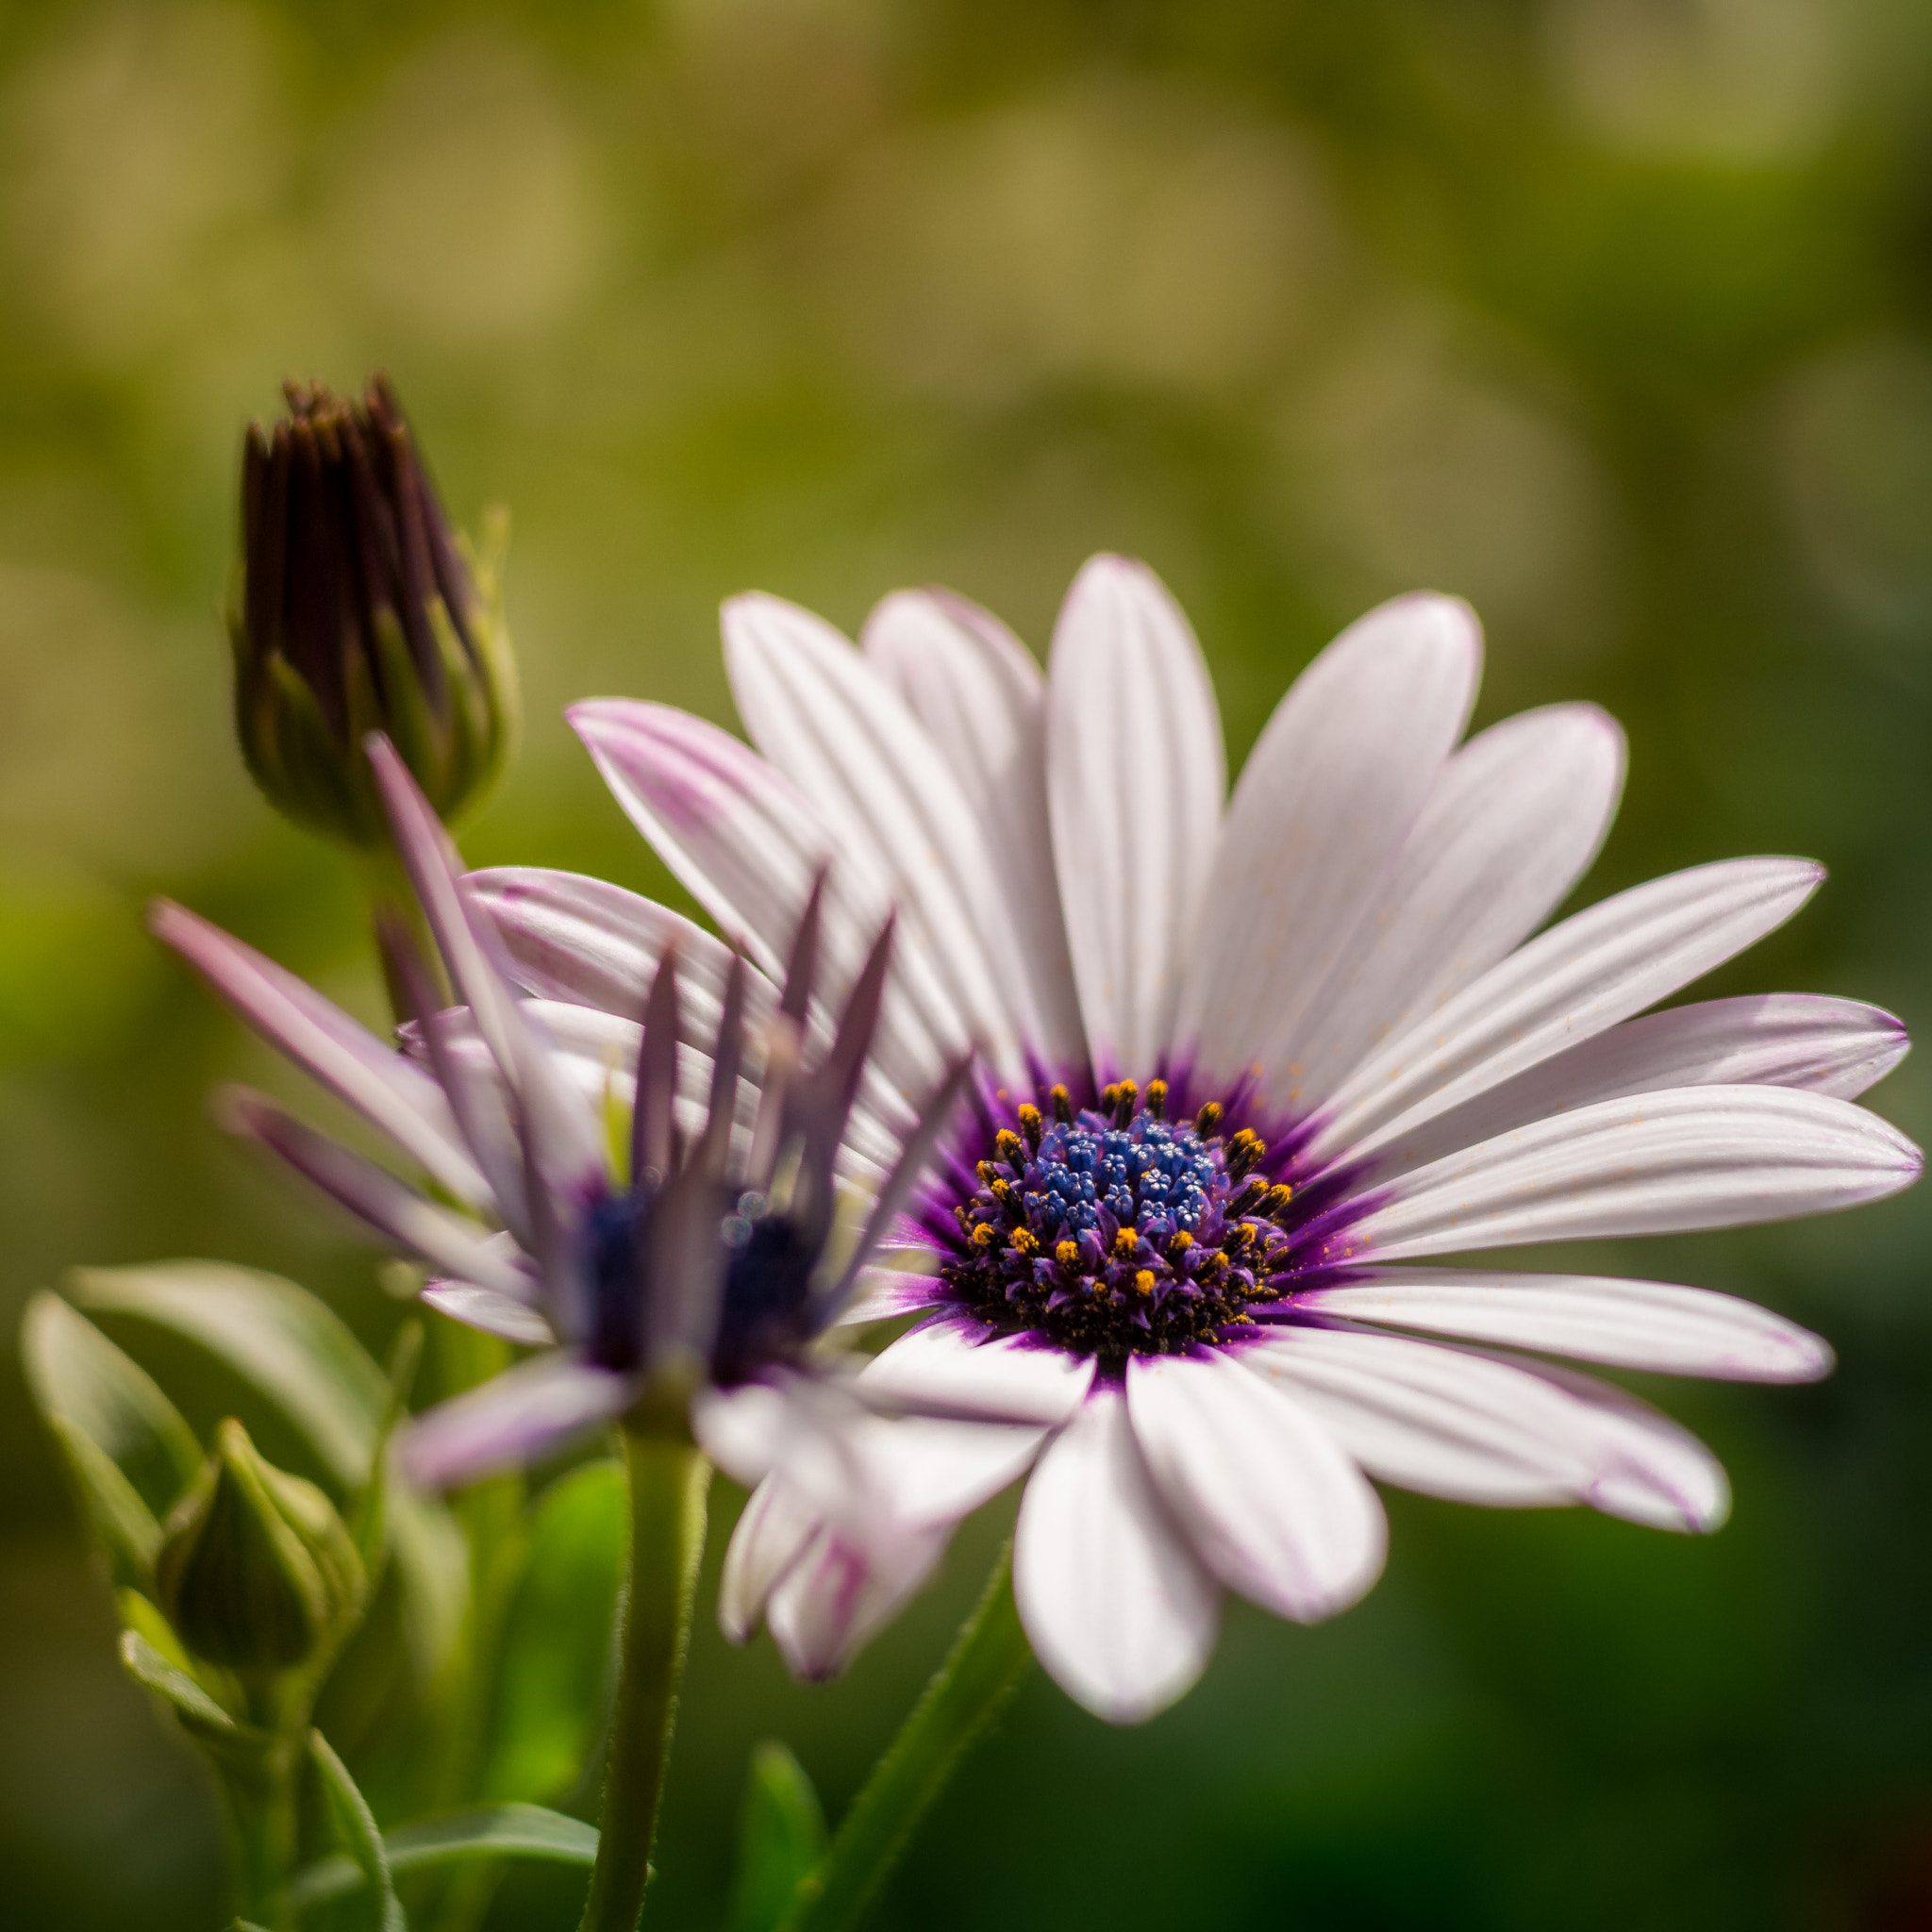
[835, 1262, 943, 1325]
[1047, 557, 1225, 1079]
[1278, 702, 1624, 1109]
[767, 1517, 951, 1682]
[219, 1089, 539, 1301]
[399, 1354, 632, 1490]
[1176, 592, 1482, 1096]
[419, 1281, 557, 1348]
[1337, 1086, 1922, 1264]
[719, 1476, 819, 1645]
[1293, 1269, 1832, 1382]
[1248, 1327, 1731, 1529]
[863, 589, 1087, 1063]
[570, 700, 951, 1099]
[1126, 1349, 1386, 1624]
[1013, 1390, 1222, 1724]
[860, 1317, 1097, 1425]
[1371, 994, 1911, 1174]
[365, 737, 606, 1199]
[149, 899, 489, 1208]
[1307, 858, 1824, 1165]
[724, 592, 1036, 1078]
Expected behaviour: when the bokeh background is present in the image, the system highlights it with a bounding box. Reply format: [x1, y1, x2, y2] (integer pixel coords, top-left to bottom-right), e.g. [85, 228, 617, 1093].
[3, 0, 1931, 1925]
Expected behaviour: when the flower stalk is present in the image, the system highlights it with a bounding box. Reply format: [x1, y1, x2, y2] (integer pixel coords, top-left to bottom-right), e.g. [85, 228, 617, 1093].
[780, 1544, 1032, 1932]
[576, 1421, 711, 1932]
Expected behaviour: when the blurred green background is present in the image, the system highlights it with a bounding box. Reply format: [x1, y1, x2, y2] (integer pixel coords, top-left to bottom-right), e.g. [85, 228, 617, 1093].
[3, 0, 1930, 1925]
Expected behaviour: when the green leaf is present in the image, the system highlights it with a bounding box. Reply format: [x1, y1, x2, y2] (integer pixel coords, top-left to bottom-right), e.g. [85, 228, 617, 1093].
[288, 1803, 599, 1911]
[481, 1459, 627, 1805]
[309, 1729, 407, 1932]
[68, 1261, 466, 1678]
[22, 1291, 201, 1517]
[728, 1742, 826, 1932]
[45, 1414, 164, 1579]
[120, 1629, 239, 1740]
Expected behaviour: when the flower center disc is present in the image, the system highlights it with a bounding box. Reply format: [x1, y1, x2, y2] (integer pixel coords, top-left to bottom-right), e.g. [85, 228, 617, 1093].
[938, 1080, 1294, 1362]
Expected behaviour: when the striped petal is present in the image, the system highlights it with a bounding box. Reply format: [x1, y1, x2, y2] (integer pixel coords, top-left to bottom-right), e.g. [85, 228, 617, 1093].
[1306, 857, 1826, 1166]
[1247, 1327, 1730, 1529]
[1292, 1269, 1832, 1381]
[1047, 557, 1225, 1079]
[1331, 1085, 1922, 1265]
[724, 592, 1037, 1077]
[1177, 592, 1481, 1095]
[863, 588, 1086, 1063]
[1013, 1389, 1221, 1724]
[1126, 1347, 1386, 1623]
[400, 1354, 633, 1489]
[1276, 702, 1624, 1109]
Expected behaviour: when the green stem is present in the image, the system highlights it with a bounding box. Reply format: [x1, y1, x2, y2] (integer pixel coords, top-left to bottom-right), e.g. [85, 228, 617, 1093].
[575, 1431, 710, 1932]
[213, 1734, 302, 1931]
[781, 1544, 1032, 1932]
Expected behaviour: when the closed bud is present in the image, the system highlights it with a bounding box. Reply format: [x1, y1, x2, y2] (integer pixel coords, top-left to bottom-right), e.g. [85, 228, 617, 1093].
[155, 1419, 364, 1677]
[231, 375, 519, 847]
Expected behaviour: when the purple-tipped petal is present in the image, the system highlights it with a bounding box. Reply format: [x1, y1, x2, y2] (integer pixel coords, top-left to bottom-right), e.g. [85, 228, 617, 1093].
[150, 899, 488, 1208]
[400, 1354, 633, 1489]
[633, 942, 682, 1187]
[719, 1475, 818, 1645]
[766, 1516, 950, 1682]
[220, 1088, 538, 1300]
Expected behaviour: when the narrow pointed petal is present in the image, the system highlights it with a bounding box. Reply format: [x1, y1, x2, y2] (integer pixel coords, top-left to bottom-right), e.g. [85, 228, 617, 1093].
[1176, 592, 1482, 1094]
[1047, 556, 1225, 1078]
[1372, 994, 1912, 1174]
[1125, 1349, 1386, 1624]
[1307, 858, 1825, 1165]
[767, 1517, 951, 1682]
[1248, 1327, 1731, 1529]
[419, 1282, 558, 1348]
[219, 1088, 539, 1301]
[724, 592, 1037, 1076]
[400, 1354, 632, 1490]
[1013, 1391, 1222, 1724]
[719, 1476, 818, 1644]
[633, 944, 682, 1186]
[1278, 702, 1624, 1108]
[864, 588, 1087, 1062]
[1336, 1086, 1922, 1264]
[569, 700, 952, 1094]
[1291, 1269, 1833, 1382]
[149, 899, 488, 1208]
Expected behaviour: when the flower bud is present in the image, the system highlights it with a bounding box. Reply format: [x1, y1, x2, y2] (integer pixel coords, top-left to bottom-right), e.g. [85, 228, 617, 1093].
[155, 1419, 365, 1676]
[231, 375, 519, 847]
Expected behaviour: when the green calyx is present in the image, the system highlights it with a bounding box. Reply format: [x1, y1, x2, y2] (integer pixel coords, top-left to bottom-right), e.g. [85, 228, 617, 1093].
[155, 1418, 365, 1681]
[230, 375, 520, 850]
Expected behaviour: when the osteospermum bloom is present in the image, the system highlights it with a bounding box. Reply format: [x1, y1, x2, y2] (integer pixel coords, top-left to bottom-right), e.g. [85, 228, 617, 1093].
[149, 736, 967, 1491]
[477, 556, 1921, 1722]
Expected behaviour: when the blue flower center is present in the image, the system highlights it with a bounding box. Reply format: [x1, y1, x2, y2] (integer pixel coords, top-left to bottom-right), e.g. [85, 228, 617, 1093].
[938, 1078, 1294, 1361]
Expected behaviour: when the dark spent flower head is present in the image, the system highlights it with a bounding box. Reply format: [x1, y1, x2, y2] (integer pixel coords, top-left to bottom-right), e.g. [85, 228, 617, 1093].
[232, 375, 518, 848]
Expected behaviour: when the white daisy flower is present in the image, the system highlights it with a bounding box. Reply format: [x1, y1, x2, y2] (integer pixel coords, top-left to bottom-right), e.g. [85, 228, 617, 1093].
[478, 556, 1919, 1724]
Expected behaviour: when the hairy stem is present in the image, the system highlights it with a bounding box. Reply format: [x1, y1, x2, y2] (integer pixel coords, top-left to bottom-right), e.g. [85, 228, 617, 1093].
[575, 1432, 710, 1932]
[782, 1543, 1032, 1932]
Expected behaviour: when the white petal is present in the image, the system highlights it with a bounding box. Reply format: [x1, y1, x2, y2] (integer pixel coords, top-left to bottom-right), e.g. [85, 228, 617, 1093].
[1307, 858, 1824, 1165]
[419, 1282, 557, 1348]
[767, 1516, 950, 1682]
[1370, 994, 1910, 1174]
[725, 592, 1039, 1077]
[570, 699, 948, 1097]
[1046, 557, 1225, 1078]
[1176, 593, 1481, 1095]
[863, 589, 1087, 1063]
[1012, 1391, 1221, 1724]
[1248, 1327, 1730, 1529]
[400, 1355, 633, 1490]
[718, 1475, 818, 1645]
[1125, 1349, 1385, 1623]
[859, 1316, 1097, 1424]
[1336, 1085, 1922, 1263]
[1279, 702, 1624, 1108]
[1294, 1268, 1833, 1381]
